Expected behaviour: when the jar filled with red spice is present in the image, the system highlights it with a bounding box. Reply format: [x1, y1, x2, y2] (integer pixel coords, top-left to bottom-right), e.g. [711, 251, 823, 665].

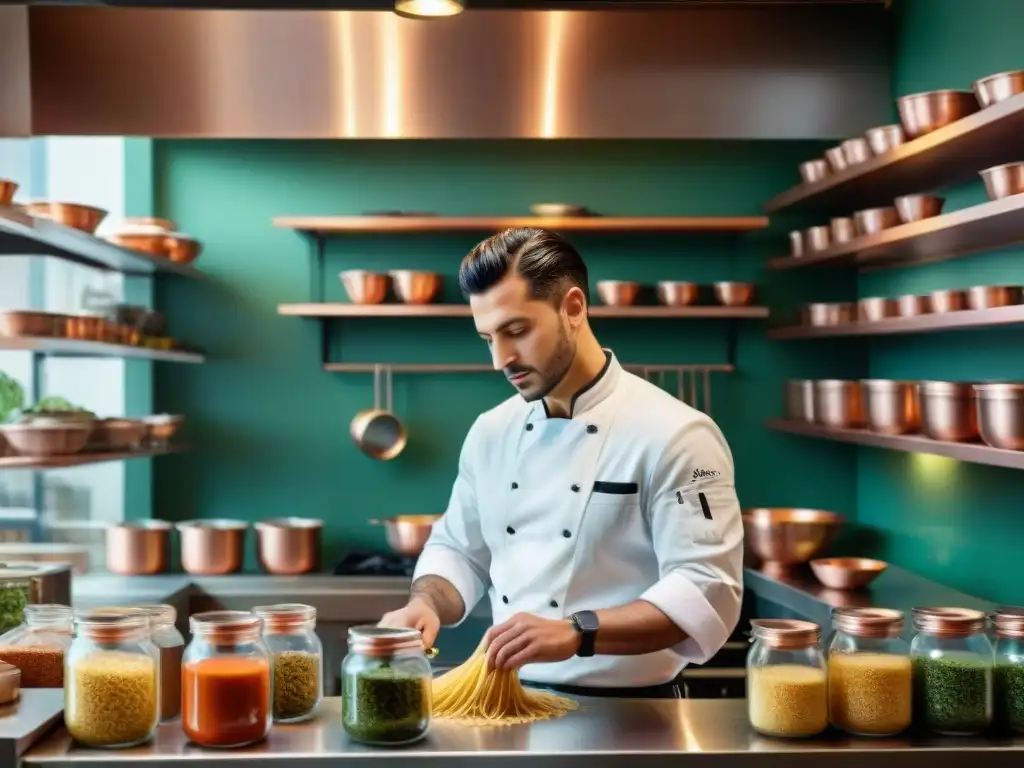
[181, 611, 272, 748]
[0, 604, 72, 687]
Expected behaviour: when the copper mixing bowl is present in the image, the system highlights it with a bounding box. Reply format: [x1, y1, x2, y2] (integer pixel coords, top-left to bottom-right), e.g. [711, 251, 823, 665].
[340, 270, 390, 305]
[810, 557, 888, 591]
[596, 280, 640, 307]
[390, 270, 441, 304]
[742, 507, 845, 572]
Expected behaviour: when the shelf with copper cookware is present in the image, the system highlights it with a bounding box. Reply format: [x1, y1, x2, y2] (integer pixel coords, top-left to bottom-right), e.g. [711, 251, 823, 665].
[769, 189, 1024, 271]
[273, 214, 769, 234]
[765, 75, 1024, 214]
[278, 303, 768, 320]
[769, 286, 1024, 339]
[0, 442, 189, 470]
[0, 335, 203, 364]
[0, 204, 204, 278]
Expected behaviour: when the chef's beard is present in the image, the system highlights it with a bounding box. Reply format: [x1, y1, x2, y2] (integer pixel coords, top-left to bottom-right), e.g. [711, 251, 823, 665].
[511, 323, 577, 402]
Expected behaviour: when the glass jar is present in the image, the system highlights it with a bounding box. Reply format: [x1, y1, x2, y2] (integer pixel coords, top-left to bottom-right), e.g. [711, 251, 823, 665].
[0, 604, 73, 688]
[253, 603, 323, 723]
[910, 606, 993, 735]
[747, 619, 828, 738]
[181, 611, 272, 748]
[0, 570, 32, 636]
[342, 626, 432, 745]
[136, 604, 184, 722]
[828, 608, 912, 736]
[65, 610, 160, 748]
[992, 606, 1024, 733]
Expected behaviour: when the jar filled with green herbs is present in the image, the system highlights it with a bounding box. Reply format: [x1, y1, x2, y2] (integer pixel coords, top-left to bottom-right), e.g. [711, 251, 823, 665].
[252, 604, 323, 723]
[910, 607, 993, 736]
[992, 606, 1024, 734]
[342, 626, 431, 745]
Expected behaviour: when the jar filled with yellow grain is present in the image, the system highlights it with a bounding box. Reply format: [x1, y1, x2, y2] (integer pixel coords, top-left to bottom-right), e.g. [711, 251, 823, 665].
[65, 610, 160, 748]
[828, 608, 912, 736]
[747, 619, 828, 738]
[252, 603, 323, 723]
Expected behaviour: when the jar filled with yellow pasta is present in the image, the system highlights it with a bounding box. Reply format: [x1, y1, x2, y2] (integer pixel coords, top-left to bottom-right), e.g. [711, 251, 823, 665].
[747, 619, 828, 738]
[341, 626, 431, 745]
[65, 610, 160, 748]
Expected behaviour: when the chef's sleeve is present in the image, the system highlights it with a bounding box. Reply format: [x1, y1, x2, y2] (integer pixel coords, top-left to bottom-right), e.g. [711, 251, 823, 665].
[638, 417, 744, 664]
[412, 418, 491, 626]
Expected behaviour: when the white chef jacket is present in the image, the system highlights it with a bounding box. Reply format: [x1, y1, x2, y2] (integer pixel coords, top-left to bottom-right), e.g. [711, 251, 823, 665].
[413, 350, 744, 687]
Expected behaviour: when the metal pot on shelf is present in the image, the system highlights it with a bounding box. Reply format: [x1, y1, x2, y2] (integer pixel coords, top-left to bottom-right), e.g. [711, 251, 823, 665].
[176, 520, 248, 575]
[106, 519, 173, 575]
[254, 517, 322, 575]
[369, 515, 441, 557]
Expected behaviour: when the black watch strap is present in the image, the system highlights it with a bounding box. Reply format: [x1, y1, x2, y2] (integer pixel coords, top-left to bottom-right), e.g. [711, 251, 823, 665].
[570, 610, 599, 657]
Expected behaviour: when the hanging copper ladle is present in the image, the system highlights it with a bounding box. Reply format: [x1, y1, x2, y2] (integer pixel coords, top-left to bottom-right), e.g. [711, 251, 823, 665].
[350, 364, 407, 460]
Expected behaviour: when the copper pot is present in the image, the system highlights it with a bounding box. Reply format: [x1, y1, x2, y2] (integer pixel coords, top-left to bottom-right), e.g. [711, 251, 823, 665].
[254, 518, 322, 575]
[897, 294, 931, 317]
[864, 124, 905, 155]
[980, 163, 1024, 201]
[813, 380, 865, 429]
[596, 280, 640, 307]
[841, 137, 871, 166]
[858, 297, 898, 322]
[176, 520, 248, 575]
[804, 225, 831, 252]
[0, 311, 63, 338]
[854, 207, 901, 236]
[830, 217, 856, 244]
[370, 515, 441, 556]
[0, 179, 18, 206]
[973, 70, 1024, 108]
[165, 235, 202, 265]
[340, 270, 390, 305]
[714, 281, 755, 307]
[930, 289, 967, 314]
[897, 89, 979, 138]
[656, 281, 699, 307]
[803, 302, 854, 327]
[861, 379, 921, 435]
[390, 270, 441, 305]
[784, 380, 815, 423]
[350, 366, 407, 461]
[974, 383, 1024, 451]
[798, 159, 829, 184]
[919, 381, 979, 442]
[967, 285, 1024, 310]
[105, 520, 173, 576]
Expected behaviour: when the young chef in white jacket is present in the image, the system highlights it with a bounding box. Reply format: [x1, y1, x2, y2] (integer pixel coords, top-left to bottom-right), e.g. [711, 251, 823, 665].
[379, 227, 744, 698]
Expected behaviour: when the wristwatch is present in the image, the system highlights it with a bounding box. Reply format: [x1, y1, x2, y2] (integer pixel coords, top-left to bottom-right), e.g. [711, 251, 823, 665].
[570, 610, 599, 658]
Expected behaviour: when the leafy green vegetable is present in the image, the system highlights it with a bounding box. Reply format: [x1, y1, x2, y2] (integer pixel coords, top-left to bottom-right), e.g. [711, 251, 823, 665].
[0, 583, 28, 635]
[26, 396, 91, 414]
[0, 372, 24, 424]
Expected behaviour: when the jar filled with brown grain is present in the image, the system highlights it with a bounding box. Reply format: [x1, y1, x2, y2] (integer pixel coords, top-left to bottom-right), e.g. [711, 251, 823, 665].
[747, 619, 828, 738]
[252, 603, 323, 722]
[0, 604, 72, 688]
[65, 610, 159, 748]
[136, 604, 184, 722]
[828, 608, 912, 736]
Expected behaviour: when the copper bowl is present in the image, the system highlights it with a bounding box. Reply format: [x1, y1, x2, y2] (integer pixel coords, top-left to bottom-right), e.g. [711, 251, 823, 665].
[89, 418, 149, 451]
[897, 294, 932, 317]
[864, 124, 905, 155]
[854, 207, 901, 236]
[974, 383, 1024, 451]
[390, 270, 442, 305]
[973, 70, 1024, 108]
[810, 558, 888, 590]
[894, 194, 945, 223]
[122, 217, 177, 231]
[176, 519, 248, 575]
[656, 281, 700, 307]
[803, 301, 854, 327]
[0, 310, 63, 337]
[596, 280, 640, 307]
[830, 217, 856, 244]
[46, 203, 108, 234]
[967, 285, 1024, 310]
[861, 379, 921, 435]
[858, 297, 898, 322]
[742, 508, 845, 572]
[814, 379, 865, 428]
[0, 422, 92, 456]
[799, 159, 829, 184]
[165, 235, 202, 265]
[919, 381, 979, 442]
[930, 288, 967, 314]
[714, 281, 755, 307]
[841, 137, 871, 166]
[370, 515, 441, 557]
[339, 270, 390, 305]
[980, 163, 1024, 201]
[142, 414, 184, 447]
[825, 145, 847, 173]
[0, 179, 18, 206]
[108, 227, 171, 257]
[788, 230, 804, 257]
[804, 225, 831, 252]
[254, 518, 322, 575]
[105, 520, 173, 576]
[897, 90, 979, 138]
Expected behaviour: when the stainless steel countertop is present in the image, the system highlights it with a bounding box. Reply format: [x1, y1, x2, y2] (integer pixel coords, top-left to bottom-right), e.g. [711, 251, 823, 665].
[21, 697, 1024, 768]
[0, 689, 65, 765]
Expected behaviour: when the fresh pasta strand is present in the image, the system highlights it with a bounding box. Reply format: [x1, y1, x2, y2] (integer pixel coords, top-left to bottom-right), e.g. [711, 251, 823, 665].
[432, 639, 579, 725]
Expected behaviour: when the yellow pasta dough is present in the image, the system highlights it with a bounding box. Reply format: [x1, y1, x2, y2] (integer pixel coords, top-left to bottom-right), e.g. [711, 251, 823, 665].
[432, 641, 579, 725]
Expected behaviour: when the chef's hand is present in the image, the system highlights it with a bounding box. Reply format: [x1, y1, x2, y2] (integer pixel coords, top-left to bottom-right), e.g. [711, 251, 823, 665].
[484, 612, 581, 671]
[378, 597, 441, 648]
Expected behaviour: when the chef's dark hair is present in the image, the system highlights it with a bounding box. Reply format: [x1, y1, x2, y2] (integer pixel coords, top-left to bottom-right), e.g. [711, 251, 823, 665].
[459, 227, 590, 304]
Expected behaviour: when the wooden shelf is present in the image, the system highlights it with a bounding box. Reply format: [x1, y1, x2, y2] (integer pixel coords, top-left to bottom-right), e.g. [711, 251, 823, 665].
[0, 336, 205, 363]
[272, 215, 769, 234]
[766, 418, 1024, 471]
[768, 194, 1024, 271]
[764, 92, 1024, 214]
[0, 207, 204, 278]
[768, 304, 1024, 339]
[278, 303, 770, 319]
[0, 443, 188, 470]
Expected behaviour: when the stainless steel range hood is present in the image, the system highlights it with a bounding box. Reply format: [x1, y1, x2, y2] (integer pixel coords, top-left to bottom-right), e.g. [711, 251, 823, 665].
[16, 4, 890, 139]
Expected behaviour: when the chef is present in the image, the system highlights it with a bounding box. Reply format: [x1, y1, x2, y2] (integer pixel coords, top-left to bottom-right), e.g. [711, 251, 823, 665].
[378, 227, 744, 698]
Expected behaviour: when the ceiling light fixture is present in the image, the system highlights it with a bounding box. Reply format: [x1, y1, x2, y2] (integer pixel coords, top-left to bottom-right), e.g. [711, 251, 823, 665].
[394, 0, 465, 18]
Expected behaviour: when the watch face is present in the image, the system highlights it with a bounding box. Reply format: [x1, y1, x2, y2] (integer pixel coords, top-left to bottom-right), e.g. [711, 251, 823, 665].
[575, 611, 599, 632]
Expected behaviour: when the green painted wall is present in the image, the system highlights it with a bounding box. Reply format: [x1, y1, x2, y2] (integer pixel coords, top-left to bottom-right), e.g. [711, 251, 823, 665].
[853, 0, 1024, 603]
[150, 139, 858, 569]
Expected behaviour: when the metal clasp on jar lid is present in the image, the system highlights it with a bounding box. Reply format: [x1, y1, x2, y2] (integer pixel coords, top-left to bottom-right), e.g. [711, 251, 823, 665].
[991, 606, 1024, 638]
[832, 607, 905, 639]
[912, 607, 987, 637]
[750, 619, 821, 650]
